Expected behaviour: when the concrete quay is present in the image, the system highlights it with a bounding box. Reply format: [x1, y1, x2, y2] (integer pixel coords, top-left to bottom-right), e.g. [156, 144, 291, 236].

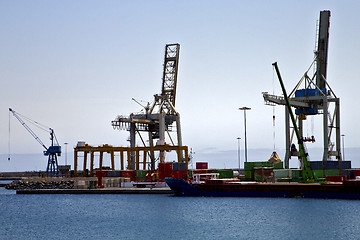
[16, 187, 173, 194]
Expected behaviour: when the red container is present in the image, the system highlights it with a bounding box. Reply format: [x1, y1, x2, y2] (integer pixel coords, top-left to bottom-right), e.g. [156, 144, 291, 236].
[326, 175, 347, 182]
[172, 170, 188, 180]
[120, 170, 136, 181]
[196, 162, 208, 169]
[354, 170, 360, 177]
[95, 170, 108, 188]
[158, 162, 173, 180]
[96, 170, 108, 177]
[193, 169, 208, 174]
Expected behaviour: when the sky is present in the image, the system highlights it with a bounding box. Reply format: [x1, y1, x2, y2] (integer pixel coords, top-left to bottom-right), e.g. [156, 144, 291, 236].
[1, 1, 360, 172]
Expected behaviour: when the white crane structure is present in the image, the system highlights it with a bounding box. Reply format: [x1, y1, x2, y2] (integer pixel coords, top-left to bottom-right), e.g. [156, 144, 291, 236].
[262, 11, 342, 169]
[111, 44, 183, 170]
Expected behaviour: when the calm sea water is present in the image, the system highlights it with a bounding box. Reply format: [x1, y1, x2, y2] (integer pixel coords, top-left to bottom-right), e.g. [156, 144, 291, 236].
[1, 187, 360, 240]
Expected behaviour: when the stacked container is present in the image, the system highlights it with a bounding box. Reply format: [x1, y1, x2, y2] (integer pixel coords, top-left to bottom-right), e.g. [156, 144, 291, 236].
[245, 161, 283, 181]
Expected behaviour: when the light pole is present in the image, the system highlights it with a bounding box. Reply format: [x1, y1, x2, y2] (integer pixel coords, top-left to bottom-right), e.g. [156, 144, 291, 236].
[237, 137, 241, 171]
[239, 107, 251, 163]
[341, 134, 345, 161]
[64, 142, 68, 166]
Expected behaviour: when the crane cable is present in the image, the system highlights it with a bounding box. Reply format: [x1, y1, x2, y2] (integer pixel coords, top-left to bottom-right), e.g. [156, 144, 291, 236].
[8, 111, 11, 161]
[15, 111, 51, 133]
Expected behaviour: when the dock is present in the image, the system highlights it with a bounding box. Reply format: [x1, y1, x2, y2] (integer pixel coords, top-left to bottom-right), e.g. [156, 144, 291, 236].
[16, 187, 173, 194]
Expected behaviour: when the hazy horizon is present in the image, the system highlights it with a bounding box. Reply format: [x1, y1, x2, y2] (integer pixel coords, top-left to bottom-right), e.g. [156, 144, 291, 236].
[2, 146, 360, 173]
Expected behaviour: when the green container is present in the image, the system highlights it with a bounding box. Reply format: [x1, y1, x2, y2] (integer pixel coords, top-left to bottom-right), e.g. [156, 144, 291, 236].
[326, 169, 340, 176]
[188, 170, 193, 178]
[273, 162, 283, 169]
[245, 170, 254, 180]
[218, 170, 234, 179]
[245, 161, 283, 171]
[262, 162, 272, 167]
[244, 162, 254, 170]
[136, 170, 148, 178]
[89, 180, 95, 189]
[290, 169, 302, 178]
[313, 169, 324, 178]
[274, 169, 289, 179]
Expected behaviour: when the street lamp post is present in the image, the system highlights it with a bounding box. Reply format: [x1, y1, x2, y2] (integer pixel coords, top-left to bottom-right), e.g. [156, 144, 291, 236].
[64, 142, 68, 166]
[237, 137, 241, 171]
[239, 107, 251, 163]
[341, 134, 345, 161]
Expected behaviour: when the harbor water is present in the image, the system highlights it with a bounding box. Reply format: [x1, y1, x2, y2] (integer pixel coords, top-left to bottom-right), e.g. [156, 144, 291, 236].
[1, 187, 360, 240]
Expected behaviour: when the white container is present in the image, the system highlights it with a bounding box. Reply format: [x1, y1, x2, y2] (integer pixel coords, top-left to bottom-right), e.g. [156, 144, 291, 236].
[77, 141, 86, 147]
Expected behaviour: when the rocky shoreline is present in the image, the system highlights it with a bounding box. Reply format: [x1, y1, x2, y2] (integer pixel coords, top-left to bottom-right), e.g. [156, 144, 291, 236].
[5, 179, 74, 190]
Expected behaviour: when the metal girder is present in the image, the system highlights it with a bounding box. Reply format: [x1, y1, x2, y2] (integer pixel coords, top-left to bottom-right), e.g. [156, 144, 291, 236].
[263, 92, 310, 108]
[316, 10, 331, 89]
[161, 43, 180, 113]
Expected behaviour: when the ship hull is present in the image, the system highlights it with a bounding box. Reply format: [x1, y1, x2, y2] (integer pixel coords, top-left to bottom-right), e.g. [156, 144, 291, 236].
[165, 178, 360, 199]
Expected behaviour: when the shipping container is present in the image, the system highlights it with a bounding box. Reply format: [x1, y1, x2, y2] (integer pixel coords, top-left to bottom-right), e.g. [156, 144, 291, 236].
[310, 161, 352, 170]
[218, 169, 234, 179]
[354, 169, 360, 178]
[96, 170, 108, 178]
[172, 162, 187, 171]
[196, 162, 208, 169]
[245, 170, 254, 180]
[326, 175, 347, 182]
[244, 161, 283, 170]
[254, 167, 274, 182]
[326, 169, 340, 176]
[107, 171, 121, 177]
[136, 170, 148, 178]
[313, 169, 324, 178]
[292, 169, 302, 178]
[172, 170, 188, 180]
[158, 162, 173, 180]
[273, 169, 290, 179]
[120, 170, 136, 181]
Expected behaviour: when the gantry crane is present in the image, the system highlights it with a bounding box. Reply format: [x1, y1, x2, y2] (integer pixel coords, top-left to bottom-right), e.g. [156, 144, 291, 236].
[111, 44, 183, 170]
[9, 108, 61, 177]
[263, 11, 341, 169]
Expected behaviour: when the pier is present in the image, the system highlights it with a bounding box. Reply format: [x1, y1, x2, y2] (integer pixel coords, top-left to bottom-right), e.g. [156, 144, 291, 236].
[16, 187, 173, 194]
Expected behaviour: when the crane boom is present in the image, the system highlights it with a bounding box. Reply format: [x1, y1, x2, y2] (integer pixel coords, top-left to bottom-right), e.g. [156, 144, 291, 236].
[9, 108, 48, 150]
[272, 63, 316, 182]
[161, 43, 180, 114]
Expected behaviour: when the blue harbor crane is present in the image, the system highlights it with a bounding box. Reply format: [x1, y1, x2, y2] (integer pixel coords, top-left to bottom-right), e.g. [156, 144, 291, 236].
[9, 108, 61, 177]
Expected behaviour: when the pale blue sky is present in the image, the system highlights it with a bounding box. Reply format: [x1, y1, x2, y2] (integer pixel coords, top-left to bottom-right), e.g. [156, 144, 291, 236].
[1, 1, 360, 171]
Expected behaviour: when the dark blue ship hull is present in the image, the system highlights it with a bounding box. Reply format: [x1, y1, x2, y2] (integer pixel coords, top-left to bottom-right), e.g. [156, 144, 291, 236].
[165, 178, 360, 199]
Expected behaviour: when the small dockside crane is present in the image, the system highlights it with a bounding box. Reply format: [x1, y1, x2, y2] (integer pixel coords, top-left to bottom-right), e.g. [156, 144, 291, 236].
[9, 108, 61, 177]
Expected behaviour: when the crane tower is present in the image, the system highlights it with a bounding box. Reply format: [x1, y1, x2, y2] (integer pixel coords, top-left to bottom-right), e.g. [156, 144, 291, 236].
[111, 44, 183, 170]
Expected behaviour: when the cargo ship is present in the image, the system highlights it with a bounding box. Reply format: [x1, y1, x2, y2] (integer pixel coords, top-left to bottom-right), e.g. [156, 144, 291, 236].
[165, 174, 360, 199]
